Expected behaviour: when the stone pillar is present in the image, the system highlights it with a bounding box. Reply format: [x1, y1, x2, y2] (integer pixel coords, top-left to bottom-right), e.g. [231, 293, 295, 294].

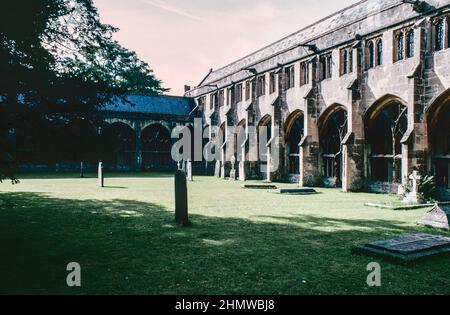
[342, 98, 366, 192]
[299, 98, 320, 187]
[402, 25, 428, 189]
[238, 126, 247, 181]
[342, 44, 366, 192]
[220, 145, 226, 179]
[135, 125, 143, 170]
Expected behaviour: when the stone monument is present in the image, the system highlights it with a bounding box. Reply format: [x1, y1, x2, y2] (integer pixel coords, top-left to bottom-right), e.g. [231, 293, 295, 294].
[419, 203, 450, 230]
[402, 171, 424, 204]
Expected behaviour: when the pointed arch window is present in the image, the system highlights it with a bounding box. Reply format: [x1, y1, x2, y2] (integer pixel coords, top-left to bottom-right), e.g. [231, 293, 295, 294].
[396, 32, 404, 61]
[342, 50, 348, 75]
[340, 47, 353, 76]
[435, 18, 445, 51]
[406, 30, 415, 58]
[300, 61, 309, 86]
[319, 53, 333, 81]
[376, 39, 383, 66]
[367, 41, 375, 69]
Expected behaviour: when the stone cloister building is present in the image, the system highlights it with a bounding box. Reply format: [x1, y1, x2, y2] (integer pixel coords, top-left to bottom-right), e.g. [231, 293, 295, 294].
[16, 95, 197, 173]
[185, 0, 450, 199]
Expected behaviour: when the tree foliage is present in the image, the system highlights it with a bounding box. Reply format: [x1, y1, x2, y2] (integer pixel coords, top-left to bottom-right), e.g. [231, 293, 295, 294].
[0, 0, 168, 182]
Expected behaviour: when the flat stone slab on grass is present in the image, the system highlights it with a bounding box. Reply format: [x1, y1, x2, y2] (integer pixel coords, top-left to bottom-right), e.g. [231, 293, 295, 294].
[364, 202, 432, 210]
[355, 233, 450, 261]
[241, 184, 278, 190]
[270, 188, 317, 195]
[419, 203, 450, 230]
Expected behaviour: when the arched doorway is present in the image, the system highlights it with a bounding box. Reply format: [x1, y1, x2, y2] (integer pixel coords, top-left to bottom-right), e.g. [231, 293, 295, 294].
[142, 124, 172, 171]
[428, 90, 450, 192]
[101, 122, 136, 169]
[365, 97, 408, 185]
[63, 119, 98, 163]
[258, 115, 272, 179]
[285, 110, 304, 176]
[319, 105, 348, 187]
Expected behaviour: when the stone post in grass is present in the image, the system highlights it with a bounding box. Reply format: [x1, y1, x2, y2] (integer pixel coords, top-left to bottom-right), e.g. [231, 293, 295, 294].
[186, 160, 193, 182]
[175, 170, 189, 226]
[229, 156, 237, 180]
[80, 161, 85, 178]
[98, 161, 104, 188]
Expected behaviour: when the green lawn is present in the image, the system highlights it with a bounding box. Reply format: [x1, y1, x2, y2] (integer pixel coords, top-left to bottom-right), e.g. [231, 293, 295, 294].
[1, 173, 449, 295]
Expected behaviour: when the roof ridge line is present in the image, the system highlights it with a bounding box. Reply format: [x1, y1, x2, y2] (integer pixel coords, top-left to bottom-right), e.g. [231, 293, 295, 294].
[205, 0, 371, 77]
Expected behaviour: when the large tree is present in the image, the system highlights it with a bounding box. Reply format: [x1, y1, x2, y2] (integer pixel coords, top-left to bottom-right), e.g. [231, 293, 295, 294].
[0, 0, 168, 182]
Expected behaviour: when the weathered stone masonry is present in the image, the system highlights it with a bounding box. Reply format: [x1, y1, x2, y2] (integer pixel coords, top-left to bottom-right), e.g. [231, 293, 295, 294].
[186, 0, 450, 199]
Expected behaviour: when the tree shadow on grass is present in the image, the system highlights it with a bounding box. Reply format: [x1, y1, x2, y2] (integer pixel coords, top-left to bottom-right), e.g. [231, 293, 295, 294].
[0, 191, 449, 295]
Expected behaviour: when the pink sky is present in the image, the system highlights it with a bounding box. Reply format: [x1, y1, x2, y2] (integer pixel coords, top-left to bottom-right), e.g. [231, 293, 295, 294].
[94, 0, 359, 96]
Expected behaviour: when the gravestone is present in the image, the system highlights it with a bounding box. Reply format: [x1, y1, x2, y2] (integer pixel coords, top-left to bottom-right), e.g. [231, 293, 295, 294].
[229, 156, 237, 181]
[98, 162, 104, 188]
[175, 170, 189, 226]
[419, 203, 450, 230]
[214, 161, 221, 178]
[355, 233, 450, 261]
[242, 184, 278, 190]
[239, 161, 246, 181]
[402, 171, 424, 204]
[186, 160, 193, 182]
[270, 188, 317, 195]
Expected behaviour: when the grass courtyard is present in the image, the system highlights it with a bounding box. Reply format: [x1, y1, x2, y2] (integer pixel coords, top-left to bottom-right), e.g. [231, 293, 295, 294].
[0, 173, 449, 295]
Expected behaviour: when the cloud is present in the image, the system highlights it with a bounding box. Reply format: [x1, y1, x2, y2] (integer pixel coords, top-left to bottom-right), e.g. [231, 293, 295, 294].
[139, 0, 204, 22]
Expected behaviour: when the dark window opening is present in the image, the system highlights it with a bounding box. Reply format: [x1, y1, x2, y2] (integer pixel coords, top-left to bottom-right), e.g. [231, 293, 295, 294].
[406, 30, 415, 58]
[287, 116, 304, 174]
[435, 18, 445, 51]
[257, 76, 266, 97]
[269, 72, 276, 94]
[320, 109, 347, 187]
[300, 62, 309, 86]
[367, 102, 407, 183]
[285, 66, 295, 90]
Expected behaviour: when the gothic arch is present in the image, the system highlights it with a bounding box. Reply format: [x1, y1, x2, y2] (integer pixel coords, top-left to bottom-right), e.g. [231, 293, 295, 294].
[101, 122, 136, 168]
[317, 103, 347, 133]
[364, 94, 408, 183]
[364, 94, 408, 126]
[141, 123, 173, 171]
[142, 122, 171, 135]
[318, 104, 348, 187]
[285, 110, 304, 175]
[427, 89, 450, 189]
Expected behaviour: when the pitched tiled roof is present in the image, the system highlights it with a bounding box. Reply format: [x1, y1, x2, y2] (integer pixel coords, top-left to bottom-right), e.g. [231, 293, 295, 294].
[194, 0, 448, 91]
[102, 95, 196, 117]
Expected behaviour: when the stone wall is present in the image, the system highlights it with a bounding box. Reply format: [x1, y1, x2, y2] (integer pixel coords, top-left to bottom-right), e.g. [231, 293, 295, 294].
[188, 0, 450, 197]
